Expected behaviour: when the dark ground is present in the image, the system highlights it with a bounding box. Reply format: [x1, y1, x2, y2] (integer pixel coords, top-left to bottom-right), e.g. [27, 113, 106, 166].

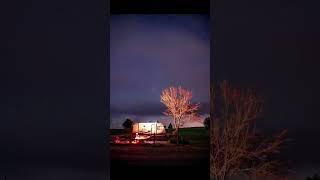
[110, 144, 209, 180]
[110, 128, 210, 180]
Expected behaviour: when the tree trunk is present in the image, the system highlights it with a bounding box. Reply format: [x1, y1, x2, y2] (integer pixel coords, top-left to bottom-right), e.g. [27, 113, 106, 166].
[173, 117, 179, 145]
[176, 118, 180, 145]
[176, 127, 179, 145]
[212, 175, 224, 180]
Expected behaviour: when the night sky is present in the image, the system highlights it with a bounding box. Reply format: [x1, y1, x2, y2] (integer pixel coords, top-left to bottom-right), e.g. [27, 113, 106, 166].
[2, 0, 320, 178]
[110, 15, 210, 128]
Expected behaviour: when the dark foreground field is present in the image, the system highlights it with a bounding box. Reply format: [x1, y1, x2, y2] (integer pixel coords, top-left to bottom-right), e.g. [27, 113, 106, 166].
[111, 144, 209, 180]
[110, 127, 209, 180]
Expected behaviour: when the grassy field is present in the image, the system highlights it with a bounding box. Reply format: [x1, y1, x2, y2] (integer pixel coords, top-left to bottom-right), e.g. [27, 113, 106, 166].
[110, 127, 209, 144]
[179, 127, 209, 144]
[110, 127, 209, 180]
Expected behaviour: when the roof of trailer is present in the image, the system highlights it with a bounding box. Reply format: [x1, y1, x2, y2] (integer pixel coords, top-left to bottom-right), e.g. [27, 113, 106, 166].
[133, 122, 164, 124]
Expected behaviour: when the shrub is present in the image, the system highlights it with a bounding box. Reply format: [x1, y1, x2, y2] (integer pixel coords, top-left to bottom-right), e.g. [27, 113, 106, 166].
[203, 117, 210, 130]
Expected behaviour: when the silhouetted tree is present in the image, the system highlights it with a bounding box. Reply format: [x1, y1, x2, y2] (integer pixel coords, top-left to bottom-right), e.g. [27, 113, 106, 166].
[168, 123, 173, 129]
[161, 86, 200, 144]
[122, 118, 133, 129]
[210, 81, 288, 180]
[204, 117, 210, 129]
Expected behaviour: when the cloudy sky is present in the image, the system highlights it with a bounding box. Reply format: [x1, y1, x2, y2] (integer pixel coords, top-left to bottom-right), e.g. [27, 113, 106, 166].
[110, 14, 210, 128]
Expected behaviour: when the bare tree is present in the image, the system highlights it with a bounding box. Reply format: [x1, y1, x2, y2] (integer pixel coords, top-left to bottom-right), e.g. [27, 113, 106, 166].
[161, 86, 200, 144]
[210, 81, 288, 180]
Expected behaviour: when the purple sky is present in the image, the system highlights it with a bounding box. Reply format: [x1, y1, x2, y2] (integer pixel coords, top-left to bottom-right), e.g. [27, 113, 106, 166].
[110, 14, 210, 128]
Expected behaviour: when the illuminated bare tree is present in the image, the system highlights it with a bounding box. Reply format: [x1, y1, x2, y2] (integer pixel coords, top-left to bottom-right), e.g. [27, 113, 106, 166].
[161, 86, 200, 144]
[210, 81, 288, 180]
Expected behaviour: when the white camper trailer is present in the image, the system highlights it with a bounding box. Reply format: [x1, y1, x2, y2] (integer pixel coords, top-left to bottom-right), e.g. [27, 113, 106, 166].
[132, 122, 166, 135]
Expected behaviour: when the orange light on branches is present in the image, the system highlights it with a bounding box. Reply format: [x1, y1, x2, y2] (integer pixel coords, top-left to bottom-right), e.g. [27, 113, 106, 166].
[160, 86, 200, 144]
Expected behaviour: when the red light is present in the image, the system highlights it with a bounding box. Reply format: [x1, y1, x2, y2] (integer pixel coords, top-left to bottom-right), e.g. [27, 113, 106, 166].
[114, 136, 121, 144]
[131, 140, 139, 144]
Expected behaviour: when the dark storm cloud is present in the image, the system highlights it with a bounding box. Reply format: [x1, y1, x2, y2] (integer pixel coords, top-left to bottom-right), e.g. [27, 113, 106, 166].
[111, 102, 210, 116]
[110, 15, 210, 128]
